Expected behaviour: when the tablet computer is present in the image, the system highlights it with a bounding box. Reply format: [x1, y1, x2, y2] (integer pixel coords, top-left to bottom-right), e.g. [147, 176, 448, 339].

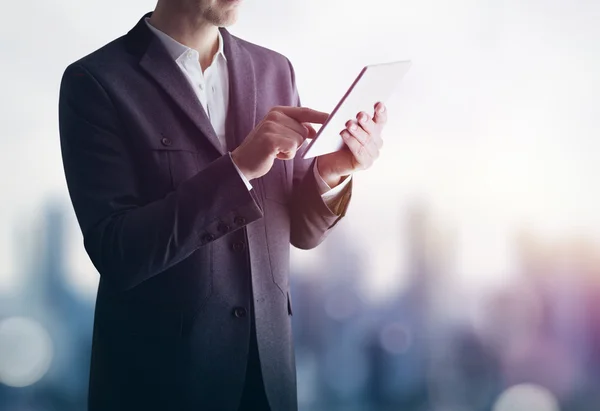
[302, 60, 411, 159]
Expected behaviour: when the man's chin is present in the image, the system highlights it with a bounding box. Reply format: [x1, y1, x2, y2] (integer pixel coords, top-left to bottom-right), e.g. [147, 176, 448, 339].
[214, 13, 238, 27]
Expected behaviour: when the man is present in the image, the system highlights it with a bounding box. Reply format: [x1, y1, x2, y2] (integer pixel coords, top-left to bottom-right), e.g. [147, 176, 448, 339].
[58, 0, 387, 410]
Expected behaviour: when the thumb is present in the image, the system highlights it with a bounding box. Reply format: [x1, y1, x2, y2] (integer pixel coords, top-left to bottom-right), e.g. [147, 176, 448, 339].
[302, 122, 318, 139]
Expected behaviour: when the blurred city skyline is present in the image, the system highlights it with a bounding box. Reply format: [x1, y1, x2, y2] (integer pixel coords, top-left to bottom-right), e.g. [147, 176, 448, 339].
[2, 197, 600, 410]
[4, 191, 599, 305]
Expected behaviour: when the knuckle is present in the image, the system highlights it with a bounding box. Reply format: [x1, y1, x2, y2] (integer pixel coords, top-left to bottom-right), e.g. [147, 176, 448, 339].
[267, 110, 283, 122]
[261, 121, 273, 132]
[263, 120, 278, 132]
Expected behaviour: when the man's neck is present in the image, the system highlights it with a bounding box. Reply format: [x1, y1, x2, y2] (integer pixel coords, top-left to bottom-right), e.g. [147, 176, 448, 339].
[149, 6, 220, 72]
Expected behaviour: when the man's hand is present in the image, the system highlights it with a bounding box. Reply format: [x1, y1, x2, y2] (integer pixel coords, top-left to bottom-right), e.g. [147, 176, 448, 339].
[231, 106, 329, 180]
[317, 102, 388, 187]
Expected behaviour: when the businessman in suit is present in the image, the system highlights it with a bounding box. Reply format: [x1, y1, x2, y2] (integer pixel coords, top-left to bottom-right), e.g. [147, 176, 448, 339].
[58, 0, 387, 410]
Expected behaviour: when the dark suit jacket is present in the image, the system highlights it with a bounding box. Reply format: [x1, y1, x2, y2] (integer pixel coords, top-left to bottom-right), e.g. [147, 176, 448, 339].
[58, 12, 352, 411]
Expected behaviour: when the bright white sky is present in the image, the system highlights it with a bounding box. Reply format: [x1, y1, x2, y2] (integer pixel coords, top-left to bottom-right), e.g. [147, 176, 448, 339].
[1, 0, 599, 301]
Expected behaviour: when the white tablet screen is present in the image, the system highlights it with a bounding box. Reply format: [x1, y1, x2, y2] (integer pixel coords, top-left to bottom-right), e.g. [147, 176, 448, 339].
[303, 60, 411, 159]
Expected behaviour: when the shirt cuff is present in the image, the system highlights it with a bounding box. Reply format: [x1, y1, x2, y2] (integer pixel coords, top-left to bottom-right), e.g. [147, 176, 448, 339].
[229, 151, 253, 191]
[314, 158, 352, 209]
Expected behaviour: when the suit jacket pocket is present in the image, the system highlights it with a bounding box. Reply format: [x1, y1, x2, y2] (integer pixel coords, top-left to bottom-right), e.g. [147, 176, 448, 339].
[148, 135, 201, 190]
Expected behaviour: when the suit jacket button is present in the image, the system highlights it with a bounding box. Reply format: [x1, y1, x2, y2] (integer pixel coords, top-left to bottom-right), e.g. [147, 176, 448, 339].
[232, 241, 245, 252]
[217, 223, 230, 233]
[234, 216, 246, 225]
[202, 233, 215, 243]
[233, 307, 247, 318]
[161, 137, 172, 146]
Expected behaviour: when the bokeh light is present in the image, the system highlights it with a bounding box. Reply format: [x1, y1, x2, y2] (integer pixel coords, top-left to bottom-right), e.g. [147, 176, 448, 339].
[0, 317, 54, 387]
[493, 384, 560, 411]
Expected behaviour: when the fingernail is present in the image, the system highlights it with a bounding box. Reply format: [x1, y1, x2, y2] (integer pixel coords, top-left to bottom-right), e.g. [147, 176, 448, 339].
[378, 105, 386, 113]
[359, 114, 367, 123]
[350, 123, 357, 131]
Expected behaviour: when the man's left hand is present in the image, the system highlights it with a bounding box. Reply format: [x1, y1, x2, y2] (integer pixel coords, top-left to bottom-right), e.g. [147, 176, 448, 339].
[316, 102, 387, 187]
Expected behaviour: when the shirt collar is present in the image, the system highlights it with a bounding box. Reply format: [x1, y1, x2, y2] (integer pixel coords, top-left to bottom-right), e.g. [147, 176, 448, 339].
[144, 18, 227, 64]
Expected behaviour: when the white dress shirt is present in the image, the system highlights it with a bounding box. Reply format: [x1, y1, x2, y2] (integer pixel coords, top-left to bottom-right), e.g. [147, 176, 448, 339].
[145, 19, 351, 210]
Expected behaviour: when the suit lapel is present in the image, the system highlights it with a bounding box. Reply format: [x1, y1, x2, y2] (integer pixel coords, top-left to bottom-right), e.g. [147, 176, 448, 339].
[128, 15, 225, 155]
[220, 28, 265, 201]
[127, 16, 261, 194]
[220, 28, 257, 151]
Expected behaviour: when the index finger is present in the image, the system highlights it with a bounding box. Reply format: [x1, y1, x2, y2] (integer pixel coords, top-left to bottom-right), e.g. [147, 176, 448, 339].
[274, 106, 330, 125]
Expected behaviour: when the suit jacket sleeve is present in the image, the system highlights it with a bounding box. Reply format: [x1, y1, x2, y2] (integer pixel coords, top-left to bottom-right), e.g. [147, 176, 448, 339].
[286, 60, 352, 250]
[59, 64, 263, 292]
